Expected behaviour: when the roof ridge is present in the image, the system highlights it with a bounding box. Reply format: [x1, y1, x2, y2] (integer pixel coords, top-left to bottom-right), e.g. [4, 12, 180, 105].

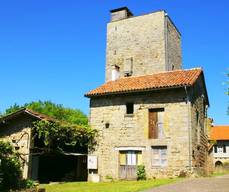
[213, 125, 229, 127]
[85, 67, 205, 97]
[111, 68, 203, 82]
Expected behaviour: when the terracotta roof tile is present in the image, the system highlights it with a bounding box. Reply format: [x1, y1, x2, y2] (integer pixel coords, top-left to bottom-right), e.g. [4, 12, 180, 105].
[85, 68, 202, 97]
[210, 126, 229, 140]
[0, 108, 55, 123]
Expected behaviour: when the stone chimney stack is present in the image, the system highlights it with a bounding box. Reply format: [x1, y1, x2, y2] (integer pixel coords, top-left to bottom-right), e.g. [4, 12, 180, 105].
[110, 7, 133, 22]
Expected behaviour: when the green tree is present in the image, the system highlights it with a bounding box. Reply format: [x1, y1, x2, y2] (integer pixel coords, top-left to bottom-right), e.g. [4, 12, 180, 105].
[33, 120, 97, 153]
[3, 103, 21, 116]
[0, 140, 22, 191]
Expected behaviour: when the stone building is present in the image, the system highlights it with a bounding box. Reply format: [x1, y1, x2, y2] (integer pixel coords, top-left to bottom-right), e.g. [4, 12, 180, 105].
[0, 108, 87, 183]
[210, 125, 229, 167]
[85, 7, 210, 180]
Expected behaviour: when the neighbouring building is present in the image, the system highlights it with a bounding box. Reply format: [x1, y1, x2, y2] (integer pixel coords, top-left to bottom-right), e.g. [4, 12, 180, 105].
[210, 125, 229, 167]
[85, 7, 210, 180]
[0, 108, 87, 183]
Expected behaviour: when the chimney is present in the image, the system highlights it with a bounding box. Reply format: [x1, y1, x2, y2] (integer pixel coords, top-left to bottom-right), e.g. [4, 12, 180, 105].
[110, 7, 133, 22]
[111, 65, 120, 81]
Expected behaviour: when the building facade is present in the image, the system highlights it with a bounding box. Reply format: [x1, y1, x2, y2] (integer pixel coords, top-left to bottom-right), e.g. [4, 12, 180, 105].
[210, 126, 229, 167]
[86, 7, 209, 180]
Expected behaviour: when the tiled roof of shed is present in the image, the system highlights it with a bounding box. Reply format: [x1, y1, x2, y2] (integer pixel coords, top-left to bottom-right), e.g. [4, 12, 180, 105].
[85, 68, 203, 97]
[0, 108, 54, 123]
[210, 126, 229, 140]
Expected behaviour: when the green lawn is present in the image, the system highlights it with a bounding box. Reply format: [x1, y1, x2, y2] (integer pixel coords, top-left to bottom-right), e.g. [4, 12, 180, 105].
[211, 170, 229, 177]
[41, 179, 177, 192]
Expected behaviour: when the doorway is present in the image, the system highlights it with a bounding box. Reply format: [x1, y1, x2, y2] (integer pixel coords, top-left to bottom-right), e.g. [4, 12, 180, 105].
[119, 151, 142, 180]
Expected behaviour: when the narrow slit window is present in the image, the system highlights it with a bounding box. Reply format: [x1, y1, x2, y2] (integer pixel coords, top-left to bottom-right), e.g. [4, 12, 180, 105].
[126, 103, 134, 114]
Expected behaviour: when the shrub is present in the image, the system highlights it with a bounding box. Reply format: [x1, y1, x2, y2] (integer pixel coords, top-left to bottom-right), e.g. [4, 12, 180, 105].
[105, 175, 114, 181]
[0, 140, 22, 191]
[20, 179, 35, 189]
[178, 170, 188, 178]
[137, 165, 146, 180]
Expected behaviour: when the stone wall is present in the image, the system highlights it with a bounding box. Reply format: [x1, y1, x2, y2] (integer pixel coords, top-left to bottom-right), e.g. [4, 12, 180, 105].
[105, 11, 182, 82]
[89, 88, 194, 180]
[165, 17, 182, 70]
[189, 77, 209, 175]
[0, 114, 33, 179]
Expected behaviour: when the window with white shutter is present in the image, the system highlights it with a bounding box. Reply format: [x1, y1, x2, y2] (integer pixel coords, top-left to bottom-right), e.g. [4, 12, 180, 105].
[152, 146, 167, 167]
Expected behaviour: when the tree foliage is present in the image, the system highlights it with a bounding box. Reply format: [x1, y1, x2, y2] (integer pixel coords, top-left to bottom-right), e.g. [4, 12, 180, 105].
[2, 101, 88, 126]
[33, 120, 97, 153]
[0, 140, 22, 191]
[2, 101, 97, 154]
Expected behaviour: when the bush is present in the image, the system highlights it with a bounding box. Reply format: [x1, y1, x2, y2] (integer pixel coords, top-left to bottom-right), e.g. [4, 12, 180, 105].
[20, 179, 35, 189]
[137, 165, 146, 180]
[0, 140, 22, 191]
[178, 170, 188, 178]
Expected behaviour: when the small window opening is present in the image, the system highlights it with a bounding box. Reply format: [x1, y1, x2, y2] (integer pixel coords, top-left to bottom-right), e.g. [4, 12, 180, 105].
[172, 65, 175, 70]
[105, 122, 110, 129]
[126, 103, 134, 114]
[214, 145, 218, 153]
[223, 145, 226, 153]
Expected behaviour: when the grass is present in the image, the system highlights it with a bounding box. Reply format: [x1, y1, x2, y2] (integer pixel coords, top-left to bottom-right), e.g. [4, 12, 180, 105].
[41, 178, 178, 192]
[211, 170, 229, 177]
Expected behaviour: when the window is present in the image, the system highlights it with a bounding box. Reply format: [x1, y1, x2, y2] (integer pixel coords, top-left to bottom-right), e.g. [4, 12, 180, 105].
[126, 103, 134, 114]
[214, 145, 218, 153]
[124, 57, 133, 76]
[119, 151, 142, 166]
[223, 145, 226, 153]
[148, 108, 164, 139]
[196, 110, 199, 126]
[152, 146, 167, 167]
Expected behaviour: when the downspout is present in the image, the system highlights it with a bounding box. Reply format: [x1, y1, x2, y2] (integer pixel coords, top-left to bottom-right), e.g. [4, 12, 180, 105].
[184, 86, 192, 171]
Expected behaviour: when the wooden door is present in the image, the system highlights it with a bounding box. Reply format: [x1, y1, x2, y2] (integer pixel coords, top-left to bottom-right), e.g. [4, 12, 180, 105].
[119, 151, 141, 180]
[148, 110, 158, 139]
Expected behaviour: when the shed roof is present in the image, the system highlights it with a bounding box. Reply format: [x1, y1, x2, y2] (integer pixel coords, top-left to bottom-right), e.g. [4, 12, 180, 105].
[0, 108, 54, 123]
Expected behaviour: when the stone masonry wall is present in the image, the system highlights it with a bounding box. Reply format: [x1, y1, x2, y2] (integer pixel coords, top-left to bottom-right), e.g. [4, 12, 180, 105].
[190, 77, 209, 175]
[89, 89, 193, 180]
[105, 11, 182, 82]
[165, 17, 182, 70]
[0, 115, 33, 179]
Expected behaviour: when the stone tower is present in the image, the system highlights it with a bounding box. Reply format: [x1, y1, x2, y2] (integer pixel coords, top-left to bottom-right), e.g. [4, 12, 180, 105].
[105, 7, 182, 82]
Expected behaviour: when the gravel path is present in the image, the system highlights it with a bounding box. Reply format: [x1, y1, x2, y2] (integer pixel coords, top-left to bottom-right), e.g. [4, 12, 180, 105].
[144, 175, 229, 192]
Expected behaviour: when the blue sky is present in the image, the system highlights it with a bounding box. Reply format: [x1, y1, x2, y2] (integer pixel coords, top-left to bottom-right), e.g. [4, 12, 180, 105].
[0, 0, 228, 125]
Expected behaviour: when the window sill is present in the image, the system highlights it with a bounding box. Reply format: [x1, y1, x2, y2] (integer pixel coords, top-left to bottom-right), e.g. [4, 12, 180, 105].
[124, 114, 134, 118]
[151, 166, 167, 169]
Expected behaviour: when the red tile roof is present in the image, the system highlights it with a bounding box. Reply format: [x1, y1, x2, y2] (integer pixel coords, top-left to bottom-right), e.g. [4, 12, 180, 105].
[210, 126, 229, 140]
[85, 68, 203, 97]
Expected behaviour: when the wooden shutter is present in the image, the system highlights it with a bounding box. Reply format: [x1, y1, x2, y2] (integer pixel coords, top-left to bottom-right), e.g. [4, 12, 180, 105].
[137, 152, 143, 165]
[120, 152, 127, 165]
[149, 110, 158, 139]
